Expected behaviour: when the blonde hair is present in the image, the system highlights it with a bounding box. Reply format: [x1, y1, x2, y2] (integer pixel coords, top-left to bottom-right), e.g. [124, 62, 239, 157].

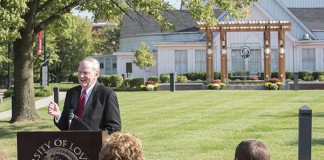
[99, 132, 144, 160]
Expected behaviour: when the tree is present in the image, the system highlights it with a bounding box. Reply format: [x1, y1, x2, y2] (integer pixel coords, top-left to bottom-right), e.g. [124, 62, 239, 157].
[91, 23, 120, 55]
[133, 42, 155, 82]
[33, 14, 94, 82]
[0, 0, 27, 86]
[1, 0, 256, 123]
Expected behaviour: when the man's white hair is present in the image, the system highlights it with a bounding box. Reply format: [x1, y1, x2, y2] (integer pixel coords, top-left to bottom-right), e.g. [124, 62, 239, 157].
[81, 57, 100, 72]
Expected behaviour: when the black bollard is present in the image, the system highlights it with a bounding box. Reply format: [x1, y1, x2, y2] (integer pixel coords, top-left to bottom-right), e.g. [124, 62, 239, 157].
[294, 72, 298, 91]
[53, 86, 59, 106]
[298, 105, 312, 160]
[170, 72, 176, 92]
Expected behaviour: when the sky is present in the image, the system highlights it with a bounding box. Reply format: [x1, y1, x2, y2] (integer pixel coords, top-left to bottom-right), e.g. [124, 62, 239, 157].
[165, 0, 182, 9]
[72, 0, 182, 19]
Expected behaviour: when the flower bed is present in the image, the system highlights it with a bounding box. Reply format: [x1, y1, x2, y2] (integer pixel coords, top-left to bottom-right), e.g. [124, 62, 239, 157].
[207, 79, 226, 90]
[264, 78, 283, 90]
[140, 80, 160, 91]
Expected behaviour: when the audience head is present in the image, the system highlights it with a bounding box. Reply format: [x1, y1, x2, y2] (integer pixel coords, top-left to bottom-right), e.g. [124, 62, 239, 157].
[0, 147, 7, 160]
[234, 139, 270, 160]
[99, 132, 144, 160]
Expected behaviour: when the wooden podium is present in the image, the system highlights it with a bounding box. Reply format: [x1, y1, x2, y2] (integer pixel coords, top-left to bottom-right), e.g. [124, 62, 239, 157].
[17, 131, 107, 160]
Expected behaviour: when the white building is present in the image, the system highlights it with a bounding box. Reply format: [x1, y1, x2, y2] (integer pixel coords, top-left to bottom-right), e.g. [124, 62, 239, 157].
[93, 0, 324, 80]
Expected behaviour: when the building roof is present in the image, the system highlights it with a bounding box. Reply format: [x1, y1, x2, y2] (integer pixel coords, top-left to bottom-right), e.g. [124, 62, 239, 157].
[120, 10, 222, 37]
[289, 8, 324, 31]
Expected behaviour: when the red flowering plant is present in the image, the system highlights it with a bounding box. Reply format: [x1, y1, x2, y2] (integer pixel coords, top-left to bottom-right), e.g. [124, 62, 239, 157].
[208, 79, 226, 90]
[250, 76, 259, 80]
[140, 80, 160, 91]
[264, 78, 283, 90]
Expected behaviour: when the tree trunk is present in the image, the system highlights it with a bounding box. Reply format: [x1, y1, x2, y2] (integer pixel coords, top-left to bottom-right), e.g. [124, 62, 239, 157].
[10, 2, 41, 123]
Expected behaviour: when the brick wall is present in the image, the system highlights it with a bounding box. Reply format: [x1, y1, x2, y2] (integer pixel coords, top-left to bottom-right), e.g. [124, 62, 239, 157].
[287, 82, 324, 90]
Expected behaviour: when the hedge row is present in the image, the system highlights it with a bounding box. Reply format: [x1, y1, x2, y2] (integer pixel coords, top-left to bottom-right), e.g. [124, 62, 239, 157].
[63, 70, 324, 90]
[4, 85, 53, 98]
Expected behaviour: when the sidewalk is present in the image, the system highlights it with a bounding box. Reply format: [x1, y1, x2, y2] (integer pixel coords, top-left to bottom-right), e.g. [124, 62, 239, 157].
[0, 92, 66, 120]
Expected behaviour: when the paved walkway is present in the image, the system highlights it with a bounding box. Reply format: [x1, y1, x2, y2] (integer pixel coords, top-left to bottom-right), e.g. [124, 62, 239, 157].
[0, 92, 66, 120]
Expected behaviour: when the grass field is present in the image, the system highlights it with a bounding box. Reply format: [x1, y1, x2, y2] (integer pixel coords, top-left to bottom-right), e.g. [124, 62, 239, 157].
[0, 90, 324, 159]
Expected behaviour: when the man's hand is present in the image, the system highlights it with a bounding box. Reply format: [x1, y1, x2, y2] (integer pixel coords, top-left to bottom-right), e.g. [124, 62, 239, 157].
[48, 101, 61, 119]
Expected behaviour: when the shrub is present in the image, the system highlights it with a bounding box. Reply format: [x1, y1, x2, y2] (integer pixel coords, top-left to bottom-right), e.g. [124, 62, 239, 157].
[3, 90, 13, 98]
[160, 74, 170, 83]
[303, 75, 313, 81]
[123, 78, 132, 87]
[298, 71, 311, 80]
[98, 75, 110, 86]
[129, 78, 144, 87]
[177, 75, 188, 83]
[214, 72, 221, 80]
[34, 86, 53, 97]
[71, 72, 78, 83]
[312, 71, 324, 80]
[318, 75, 324, 81]
[4, 85, 53, 98]
[109, 75, 123, 87]
[285, 71, 294, 80]
[49, 83, 79, 91]
[271, 71, 279, 78]
[147, 76, 159, 83]
[185, 72, 206, 81]
[259, 71, 264, 80]
[98, 75, 123, 87]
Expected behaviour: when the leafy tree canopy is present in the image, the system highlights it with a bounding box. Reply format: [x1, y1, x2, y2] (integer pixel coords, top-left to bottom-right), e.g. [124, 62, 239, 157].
[133, 42, 155, 69]
[0, 0, 257, 123]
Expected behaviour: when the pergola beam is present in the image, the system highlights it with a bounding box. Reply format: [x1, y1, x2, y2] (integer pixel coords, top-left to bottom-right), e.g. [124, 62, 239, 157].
[197, 20, 292, 83]
[197, 20, 292, 32]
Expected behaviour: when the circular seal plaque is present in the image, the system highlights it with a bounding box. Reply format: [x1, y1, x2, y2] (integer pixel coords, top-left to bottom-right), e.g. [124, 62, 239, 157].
[32, 139, 89, 160]
[240, 46, 251, 58]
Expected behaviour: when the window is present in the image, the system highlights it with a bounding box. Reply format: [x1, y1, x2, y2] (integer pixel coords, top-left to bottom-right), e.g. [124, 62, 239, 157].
[270, 49, 278, 71]
[231, 48, 261, 77]
[126, 62, 132, 73]
[302, 48, 315, 71]
[195, 50, 206, 71]
[175, 50, 188, 73]
[100, 63, 104, 69]
[113, 63, 117, 69]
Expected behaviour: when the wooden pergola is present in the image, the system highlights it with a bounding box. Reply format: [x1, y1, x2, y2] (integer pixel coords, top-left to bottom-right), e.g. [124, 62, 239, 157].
[196, 20, 292, 83]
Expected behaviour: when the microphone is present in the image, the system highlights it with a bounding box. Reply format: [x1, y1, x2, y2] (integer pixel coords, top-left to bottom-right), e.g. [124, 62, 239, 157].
[68, 108, 74, 130]
[69, 91, 78, 130]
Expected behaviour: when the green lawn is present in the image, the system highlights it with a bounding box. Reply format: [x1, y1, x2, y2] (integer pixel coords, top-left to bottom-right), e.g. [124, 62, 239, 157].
[0, 90, 324, 160]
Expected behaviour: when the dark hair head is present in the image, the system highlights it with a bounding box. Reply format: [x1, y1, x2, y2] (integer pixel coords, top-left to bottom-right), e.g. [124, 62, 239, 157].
[234, 139, 270, 160]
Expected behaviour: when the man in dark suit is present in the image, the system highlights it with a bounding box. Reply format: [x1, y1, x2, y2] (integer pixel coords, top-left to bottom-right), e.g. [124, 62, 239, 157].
[48, 57, 121, 134]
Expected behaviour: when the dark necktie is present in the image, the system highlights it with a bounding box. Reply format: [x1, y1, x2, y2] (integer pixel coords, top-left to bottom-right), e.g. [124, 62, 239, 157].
[77, 90, 86, 117]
